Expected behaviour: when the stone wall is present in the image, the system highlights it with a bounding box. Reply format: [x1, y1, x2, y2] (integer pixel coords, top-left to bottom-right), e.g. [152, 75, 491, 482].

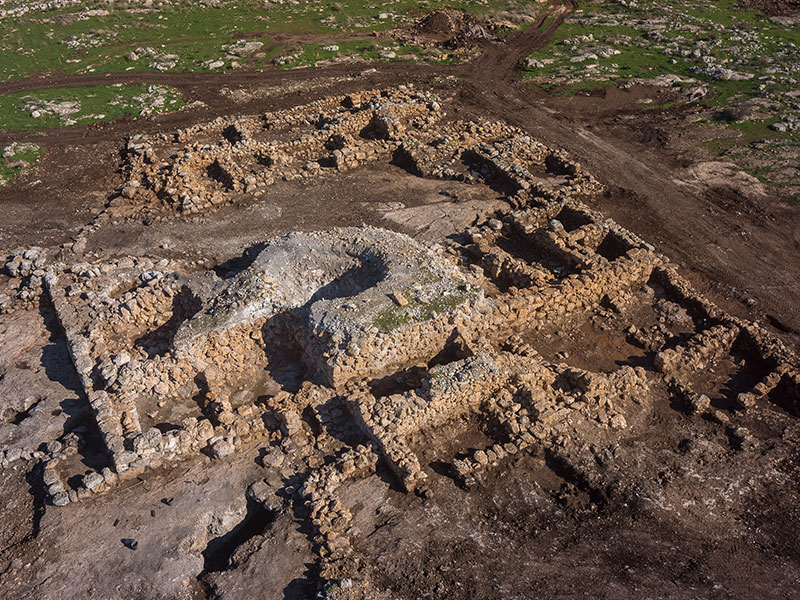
[23, 84, 798, 511]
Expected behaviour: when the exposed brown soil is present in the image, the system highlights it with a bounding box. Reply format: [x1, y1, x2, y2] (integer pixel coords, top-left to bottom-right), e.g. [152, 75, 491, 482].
[1, 1, 799, 599]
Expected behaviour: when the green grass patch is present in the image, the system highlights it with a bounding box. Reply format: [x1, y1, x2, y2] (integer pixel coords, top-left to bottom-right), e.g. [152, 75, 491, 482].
[372, 286, 469, 332]
[0, 84, 184, 131]
[275, 39, 460, 69]
[522, 0, 800, 99]
[701, 117, 786, 155]
[0, 0, 547, 82]
[746, 165, 772, 182]
[0, 142, 43, 188]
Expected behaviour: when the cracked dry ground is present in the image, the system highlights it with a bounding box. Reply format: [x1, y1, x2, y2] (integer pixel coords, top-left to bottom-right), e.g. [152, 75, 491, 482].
[1, 65, 800, 600]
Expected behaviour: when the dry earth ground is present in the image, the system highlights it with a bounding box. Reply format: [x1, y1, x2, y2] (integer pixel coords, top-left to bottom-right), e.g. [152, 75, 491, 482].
[0, 2, 799, 599]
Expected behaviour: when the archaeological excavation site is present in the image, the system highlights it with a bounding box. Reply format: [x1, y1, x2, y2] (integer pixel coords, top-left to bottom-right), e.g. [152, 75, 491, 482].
[1, 1, 800, 599]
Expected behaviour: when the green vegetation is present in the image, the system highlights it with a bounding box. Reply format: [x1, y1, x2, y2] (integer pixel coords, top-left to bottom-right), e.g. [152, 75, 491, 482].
[0, 142, 43, 188]
[0, 84, 184, 131]
[746, 165, 772, 183]
[0, 0, 544, 82]
[701, 118, 783, 154]
[372, 307, 412, 332]
[523, 0, 799, 99]
[522, 0, 800, 193]
[372, 285, 469, 332]
[275, 40, 463, 69]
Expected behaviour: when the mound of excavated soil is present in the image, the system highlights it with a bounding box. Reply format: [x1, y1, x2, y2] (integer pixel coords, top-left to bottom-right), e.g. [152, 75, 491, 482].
[415, 9, 481, 35]
[739, 0, 800, 14]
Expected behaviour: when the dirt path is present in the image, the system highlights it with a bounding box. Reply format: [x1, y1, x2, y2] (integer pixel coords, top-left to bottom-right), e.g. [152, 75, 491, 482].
[464, 0, 575, 81]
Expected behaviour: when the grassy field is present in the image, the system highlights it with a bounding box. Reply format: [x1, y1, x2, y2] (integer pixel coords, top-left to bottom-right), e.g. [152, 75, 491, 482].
[521, 0, 800, 195]
[275, 39, 466, 69]
[523, 0, 800, 98]
[0, 84, 184, 131]
[0, 0, 547, 133]
[0, 0, 545, 82]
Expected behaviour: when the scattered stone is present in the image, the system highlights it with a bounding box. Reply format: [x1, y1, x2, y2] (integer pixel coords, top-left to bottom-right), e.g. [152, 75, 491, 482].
[390, 291, 408, 306]
[121, 538, 138, 550]
[51, 492, 70, 507]
[209, 438, 235, 458]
